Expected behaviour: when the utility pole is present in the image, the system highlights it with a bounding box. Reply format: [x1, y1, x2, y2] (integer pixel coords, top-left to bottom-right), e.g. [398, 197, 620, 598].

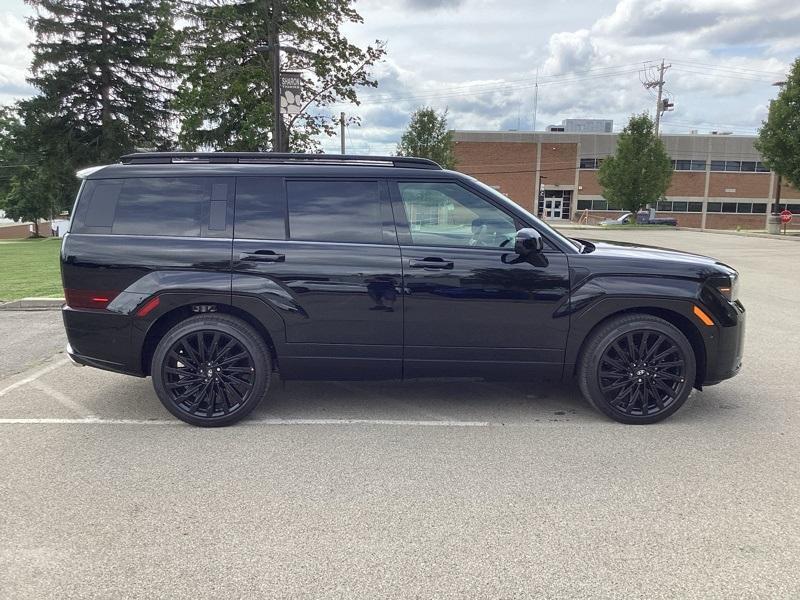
[643, 59, 671, 135]
[340, 112, 346, 154]
[532, 67, 539, 132]
[268, 0, 282, 152]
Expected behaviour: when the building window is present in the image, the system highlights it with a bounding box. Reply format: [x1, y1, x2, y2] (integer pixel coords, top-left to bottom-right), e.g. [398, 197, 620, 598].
[756, 162, 770, 172]
[656, 200, 702, 213]
[740, 161, 756, 172]
[576, 198, 621, 211]
[580, 158, 604, 169]
[710, 161, 726, 171]
[775, 203, 800, 214]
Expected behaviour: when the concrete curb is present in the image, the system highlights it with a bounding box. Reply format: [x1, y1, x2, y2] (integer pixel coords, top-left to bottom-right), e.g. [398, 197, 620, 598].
[675, 227, 800, 241]
[0, 298, 65, 311]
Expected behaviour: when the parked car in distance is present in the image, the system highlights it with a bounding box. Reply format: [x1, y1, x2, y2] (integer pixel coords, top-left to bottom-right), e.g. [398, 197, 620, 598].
[599, 211, 678, 226]
[61, 153, 744, 426]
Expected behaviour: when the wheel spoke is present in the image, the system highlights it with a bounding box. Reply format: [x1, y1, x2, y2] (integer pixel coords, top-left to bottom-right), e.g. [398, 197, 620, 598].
[179, 340, 201, 367]
[653, 378, 678, 399]
[221, 372, 254, 389]
[601, 355, 628, 371]
[654, 360, 684, 368]
[217, 352, 249, 367]
[646, 379, 665, 409]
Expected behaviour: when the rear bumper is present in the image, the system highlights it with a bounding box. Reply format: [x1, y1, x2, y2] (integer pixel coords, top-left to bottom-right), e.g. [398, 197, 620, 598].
[62, 306, 144, 377]
[702, 300, 745, 386]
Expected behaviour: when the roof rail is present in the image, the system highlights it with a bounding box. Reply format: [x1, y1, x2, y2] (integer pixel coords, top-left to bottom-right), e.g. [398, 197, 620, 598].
[119, 152, 442, 170]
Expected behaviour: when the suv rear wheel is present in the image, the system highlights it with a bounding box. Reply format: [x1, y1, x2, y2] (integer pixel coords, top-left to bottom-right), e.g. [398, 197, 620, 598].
[151, 314, 271, 426]
[578, 314, 696, 424]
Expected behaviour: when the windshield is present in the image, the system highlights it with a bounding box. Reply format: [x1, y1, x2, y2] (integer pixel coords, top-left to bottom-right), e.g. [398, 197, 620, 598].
[466, 176, 582, 251]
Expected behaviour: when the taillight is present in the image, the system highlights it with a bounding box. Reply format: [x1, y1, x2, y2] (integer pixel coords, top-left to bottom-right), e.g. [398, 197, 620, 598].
[64, 289, 119, 310]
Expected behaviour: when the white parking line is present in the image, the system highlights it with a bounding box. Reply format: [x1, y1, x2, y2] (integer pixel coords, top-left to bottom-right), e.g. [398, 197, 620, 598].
[0, 417, 494, 427]
[0, 358, 70, 398]
[30, 380, 96, 418]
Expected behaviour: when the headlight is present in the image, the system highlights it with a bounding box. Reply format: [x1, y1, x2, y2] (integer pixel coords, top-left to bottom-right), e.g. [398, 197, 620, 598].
[714, 274, 739, 302]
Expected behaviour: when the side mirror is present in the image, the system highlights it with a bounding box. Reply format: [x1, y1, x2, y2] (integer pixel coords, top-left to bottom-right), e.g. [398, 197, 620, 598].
[514, 228, 544, 255]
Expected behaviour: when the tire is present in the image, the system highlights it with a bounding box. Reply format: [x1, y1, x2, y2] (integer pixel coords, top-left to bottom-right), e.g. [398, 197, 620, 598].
[578, 313, 696, 424]
[151, 314, 271, 427]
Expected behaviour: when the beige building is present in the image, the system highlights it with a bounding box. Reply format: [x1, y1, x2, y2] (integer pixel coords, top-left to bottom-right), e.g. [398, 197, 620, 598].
[453, 130, 800, 230]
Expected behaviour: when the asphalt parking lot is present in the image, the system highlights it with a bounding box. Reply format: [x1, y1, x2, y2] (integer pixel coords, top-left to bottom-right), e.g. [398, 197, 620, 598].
[1, 229, 799, 599]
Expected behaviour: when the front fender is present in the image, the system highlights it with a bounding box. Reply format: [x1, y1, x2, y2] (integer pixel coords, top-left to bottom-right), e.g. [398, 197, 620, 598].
[562, 274, 715, 382]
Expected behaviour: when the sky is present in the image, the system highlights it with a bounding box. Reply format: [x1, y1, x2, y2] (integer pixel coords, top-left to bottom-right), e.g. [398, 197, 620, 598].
[1, 0, 798, 155]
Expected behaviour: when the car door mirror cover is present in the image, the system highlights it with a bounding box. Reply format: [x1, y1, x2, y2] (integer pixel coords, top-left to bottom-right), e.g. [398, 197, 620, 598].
[514, 228, 544, 255]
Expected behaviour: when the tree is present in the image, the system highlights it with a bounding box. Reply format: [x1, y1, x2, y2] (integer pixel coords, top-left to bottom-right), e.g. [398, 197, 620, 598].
[756, 57, 800, 191]
[25, 0, 177, 161]
[597, 113, 673, 213]
[0, 96, 89, 223]
[175, 0, 385, 152]
[396, 107, 455, 168]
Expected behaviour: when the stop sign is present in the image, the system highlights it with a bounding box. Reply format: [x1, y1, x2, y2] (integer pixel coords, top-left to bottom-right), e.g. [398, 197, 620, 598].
[780, 209, 793, 224]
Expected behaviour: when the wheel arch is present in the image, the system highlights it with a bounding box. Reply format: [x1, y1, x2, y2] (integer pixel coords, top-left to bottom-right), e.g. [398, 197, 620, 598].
[568, 302, 707, 388]
[139, 301, 281, 376]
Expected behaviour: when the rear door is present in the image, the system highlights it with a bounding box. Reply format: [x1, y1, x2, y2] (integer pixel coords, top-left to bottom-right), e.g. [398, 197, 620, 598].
[231, 176, 403, 380]
[390, 179, 570, 380]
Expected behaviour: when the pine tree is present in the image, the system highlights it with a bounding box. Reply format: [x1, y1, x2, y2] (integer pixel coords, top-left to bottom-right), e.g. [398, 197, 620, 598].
[26, 0, 177, 161]
[597, 114, 673, 213]
[175, 0, 385, 152]
[396, 107, 455, 168]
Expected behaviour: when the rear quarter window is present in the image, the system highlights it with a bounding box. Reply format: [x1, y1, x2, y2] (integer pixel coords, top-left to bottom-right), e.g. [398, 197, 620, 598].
[72, 177, 233, 237]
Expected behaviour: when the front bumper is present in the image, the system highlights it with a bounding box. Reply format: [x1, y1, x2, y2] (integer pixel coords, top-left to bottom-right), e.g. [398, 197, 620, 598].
[702, 299, 745, 386]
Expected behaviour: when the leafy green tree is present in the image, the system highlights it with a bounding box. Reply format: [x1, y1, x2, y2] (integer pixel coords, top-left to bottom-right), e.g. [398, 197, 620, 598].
[0, 101, 81, 233]
[756, 57, 800, 190]
[26, 0, 177, 161]
[597, 113, 673, 213]
[397, 107, 455, 168]
[174, 0, 385, 152]
[2, 168, 56, 237]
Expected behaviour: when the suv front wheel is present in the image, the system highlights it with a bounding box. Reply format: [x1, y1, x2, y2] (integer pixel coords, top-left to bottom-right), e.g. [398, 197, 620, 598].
[151, 314, 271, 426]
[578, 314, 696, 424]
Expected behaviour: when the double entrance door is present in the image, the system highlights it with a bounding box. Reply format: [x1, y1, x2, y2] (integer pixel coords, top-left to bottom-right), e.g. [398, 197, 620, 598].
[542, 190, 566, 220]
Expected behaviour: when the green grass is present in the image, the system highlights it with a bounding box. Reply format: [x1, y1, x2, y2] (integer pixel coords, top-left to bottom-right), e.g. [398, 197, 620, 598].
[0, 237, 63, 301]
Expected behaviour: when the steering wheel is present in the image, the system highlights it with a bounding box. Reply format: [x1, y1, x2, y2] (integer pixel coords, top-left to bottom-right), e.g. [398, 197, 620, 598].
[468, 224, 489, 247]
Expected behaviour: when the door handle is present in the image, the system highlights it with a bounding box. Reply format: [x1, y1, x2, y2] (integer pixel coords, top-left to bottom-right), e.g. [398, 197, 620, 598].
[239, 250, 285, 263]
[409, 258, 454, 269]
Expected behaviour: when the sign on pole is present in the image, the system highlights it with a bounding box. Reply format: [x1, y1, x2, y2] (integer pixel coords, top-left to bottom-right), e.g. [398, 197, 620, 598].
[280, 71, 303, 115]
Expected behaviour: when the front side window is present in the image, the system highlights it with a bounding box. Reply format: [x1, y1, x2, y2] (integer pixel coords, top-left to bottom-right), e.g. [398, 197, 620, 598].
[287, 180, 381, 244]
[397, 181, 516, 248]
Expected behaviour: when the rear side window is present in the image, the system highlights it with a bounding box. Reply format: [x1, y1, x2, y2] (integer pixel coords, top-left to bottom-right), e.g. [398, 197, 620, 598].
[287, 180, 381, 244]
[72, 177, 232, 237]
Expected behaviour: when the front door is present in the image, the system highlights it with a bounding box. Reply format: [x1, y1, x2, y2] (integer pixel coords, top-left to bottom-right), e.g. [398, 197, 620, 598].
[390, 180, 571, 380]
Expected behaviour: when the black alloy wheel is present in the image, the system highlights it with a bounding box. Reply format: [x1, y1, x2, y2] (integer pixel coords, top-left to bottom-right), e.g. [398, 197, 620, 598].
[151, 315, 271, 426]
[579, 314, 696, 424]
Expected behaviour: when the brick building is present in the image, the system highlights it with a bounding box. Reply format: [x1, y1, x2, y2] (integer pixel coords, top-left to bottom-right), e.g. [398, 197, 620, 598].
[453, 130, 800, 230]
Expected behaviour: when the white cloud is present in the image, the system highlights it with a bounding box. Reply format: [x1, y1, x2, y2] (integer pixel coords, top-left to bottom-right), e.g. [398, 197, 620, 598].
[0, 12, 34, 105]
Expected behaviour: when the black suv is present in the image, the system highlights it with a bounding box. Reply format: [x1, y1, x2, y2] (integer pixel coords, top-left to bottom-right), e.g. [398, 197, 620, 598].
[61, 152, 745, 426]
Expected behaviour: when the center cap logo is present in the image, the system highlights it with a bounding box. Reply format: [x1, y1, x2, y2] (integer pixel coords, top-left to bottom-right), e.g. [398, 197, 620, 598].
[635, 369, 646, 376]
